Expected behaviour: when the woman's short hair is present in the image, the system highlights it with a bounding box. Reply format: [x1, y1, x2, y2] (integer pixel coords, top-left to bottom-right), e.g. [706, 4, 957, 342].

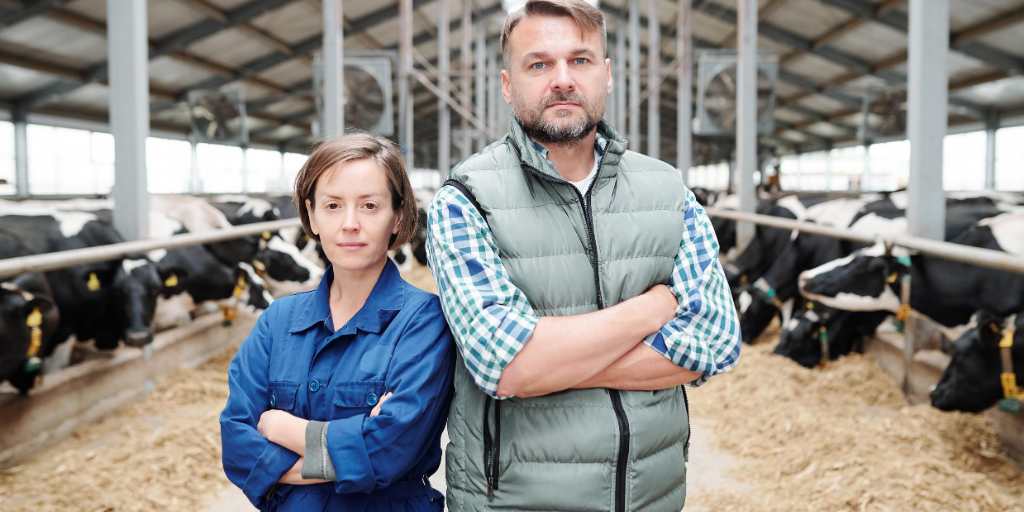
[292, 132, 418, 250]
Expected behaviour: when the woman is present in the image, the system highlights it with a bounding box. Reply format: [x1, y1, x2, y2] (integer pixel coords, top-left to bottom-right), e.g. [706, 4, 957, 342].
[220, 133, 454, 511]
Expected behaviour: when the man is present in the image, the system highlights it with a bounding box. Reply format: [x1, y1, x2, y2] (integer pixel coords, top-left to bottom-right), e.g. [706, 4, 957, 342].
[426, 1, 741, 510]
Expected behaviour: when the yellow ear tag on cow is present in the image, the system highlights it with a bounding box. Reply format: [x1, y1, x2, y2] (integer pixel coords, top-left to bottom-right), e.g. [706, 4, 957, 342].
[87, 273, 101, 291]
[806, 302, 814, 310]
[253, 260, 266, 272]
[887, 272, 898, 284]
[1000, 330, 1015, 349]
[26, 307, 42, 328]
[262, 231, 272, 240]
[164, 273, 179, 288]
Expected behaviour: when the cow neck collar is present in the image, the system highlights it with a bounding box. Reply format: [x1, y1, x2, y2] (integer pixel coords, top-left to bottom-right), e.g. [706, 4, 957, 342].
[290, 257, 405, 335]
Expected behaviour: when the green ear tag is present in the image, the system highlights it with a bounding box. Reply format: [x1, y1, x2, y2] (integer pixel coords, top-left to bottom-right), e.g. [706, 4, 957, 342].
[1000, 398, 1020, 414]
[896, 255, 911, 267]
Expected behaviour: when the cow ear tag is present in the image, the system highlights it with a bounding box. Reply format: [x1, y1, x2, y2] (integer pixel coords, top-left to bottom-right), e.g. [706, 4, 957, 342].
[1000, 398, 1020, 414]
[164, 273, 178, 287]
[262, 231, 272, 240]
[887, 272, 898, 283]
[253, 260, 266, 272]
[87, 273, 101, 291]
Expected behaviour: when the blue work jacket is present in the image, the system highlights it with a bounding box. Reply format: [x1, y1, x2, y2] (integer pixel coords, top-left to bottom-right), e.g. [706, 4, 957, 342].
[220, 258, 455, 512]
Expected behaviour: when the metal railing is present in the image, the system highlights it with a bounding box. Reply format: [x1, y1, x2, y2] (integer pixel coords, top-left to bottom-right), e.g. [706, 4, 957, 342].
[707, 208, 1024, 275]
[0, 219, 301, 280]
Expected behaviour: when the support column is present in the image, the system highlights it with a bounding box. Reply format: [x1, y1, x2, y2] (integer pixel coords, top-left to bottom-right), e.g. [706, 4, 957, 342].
[399, 0, 414, 167]
[322, 0, 344, 138]
[985, 109, 999, 189]
[859, 92, 872, 191]
[628, 0, 641, 150]
[647, 0, 660, 159]
[676, 0, 692, 180]
[475, 24, 487, 152]
[460, 0, 472, 160]
[189, 135, 201, 194]
[487, 40, 498, 135]
[615, 16, 627, 133]
[13, 113, 28, 198]
[907, 0, 947, 241]
[735, 0, 758, 249]
[438, 0, 451, 174]
[108, 0, 149, 241]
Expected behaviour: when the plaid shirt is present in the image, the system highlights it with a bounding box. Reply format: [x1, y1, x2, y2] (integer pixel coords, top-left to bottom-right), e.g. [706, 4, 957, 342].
[426, 141, 741, 398]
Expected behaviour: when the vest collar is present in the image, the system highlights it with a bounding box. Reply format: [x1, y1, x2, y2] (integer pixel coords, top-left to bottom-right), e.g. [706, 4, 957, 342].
[506, 118, 628, 183]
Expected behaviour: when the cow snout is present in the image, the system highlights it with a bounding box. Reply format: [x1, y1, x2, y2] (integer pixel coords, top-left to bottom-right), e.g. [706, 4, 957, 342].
[125, 330, 153, 347]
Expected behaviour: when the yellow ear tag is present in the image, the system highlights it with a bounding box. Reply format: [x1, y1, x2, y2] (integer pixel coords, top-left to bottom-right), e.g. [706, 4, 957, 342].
[1000, 330, 1015, 349]
[262, 231, 272, 240]
[887, 272, 898, 283]
[87, 273, 101, 291]
[991, 323, 1001, 334]
[253, 260, 266, 272]
[26, 307, 42, 328]
[164, 274, 178, 288]
[806, 302, 814, 310]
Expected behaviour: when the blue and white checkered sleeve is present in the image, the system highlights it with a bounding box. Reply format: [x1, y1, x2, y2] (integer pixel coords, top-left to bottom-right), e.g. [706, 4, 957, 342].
[642, 188, 742, 387]
[425, 186, 540, 398]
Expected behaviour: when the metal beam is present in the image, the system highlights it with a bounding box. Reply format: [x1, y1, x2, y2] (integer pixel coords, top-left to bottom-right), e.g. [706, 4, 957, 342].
[437, 0, 450, 174]
[628, 0, 640, 149]
[460, 0, 472, 160]
[818, 0, 1024, 75]
[14, 0, 300, 110]
[677, 0, 692, 177]
[953, 5, 1024, 46]
[322, 0, 343, 138]
[0, 0, 71, 28]
[907, 0, 946, 242]
[14, 113, 27, 197]
[399, 0, 414, 166]
[647, 0, 659, 159]
[108, 0, 149, 241]
[735, 0, 757, 249]
[475, 20, 487, 152]
[984, 109, 998, 189]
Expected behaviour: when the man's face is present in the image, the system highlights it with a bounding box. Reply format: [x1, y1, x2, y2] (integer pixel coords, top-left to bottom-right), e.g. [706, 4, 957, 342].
[502, 15, 612, 146]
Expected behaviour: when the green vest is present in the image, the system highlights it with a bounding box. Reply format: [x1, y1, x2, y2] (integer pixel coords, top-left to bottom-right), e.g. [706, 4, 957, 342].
[444, 119, 692, 512]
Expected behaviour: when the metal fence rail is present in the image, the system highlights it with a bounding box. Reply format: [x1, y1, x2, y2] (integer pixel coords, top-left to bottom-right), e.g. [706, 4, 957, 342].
[707, 208, 1024, 275]
[0, 218, 301, 280]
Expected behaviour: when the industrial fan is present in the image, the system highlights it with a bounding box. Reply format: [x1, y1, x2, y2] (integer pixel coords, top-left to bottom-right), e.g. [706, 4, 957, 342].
[312, 52, 394, 136]
[187, 89, 248, 145]
[694, 50, 778, 136]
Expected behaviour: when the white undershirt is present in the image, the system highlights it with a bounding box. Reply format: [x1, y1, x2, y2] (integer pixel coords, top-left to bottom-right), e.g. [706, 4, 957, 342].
[568, 146, 602, 198]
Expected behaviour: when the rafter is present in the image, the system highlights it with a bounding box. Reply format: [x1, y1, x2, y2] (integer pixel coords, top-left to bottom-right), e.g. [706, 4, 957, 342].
[0, 0, 72, 28]
[952, 4, 1024, 46]
[12, 0, 300, 110]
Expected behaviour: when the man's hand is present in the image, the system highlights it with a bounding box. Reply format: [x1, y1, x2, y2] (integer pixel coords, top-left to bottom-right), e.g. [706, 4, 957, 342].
[643, 284, 680, 331]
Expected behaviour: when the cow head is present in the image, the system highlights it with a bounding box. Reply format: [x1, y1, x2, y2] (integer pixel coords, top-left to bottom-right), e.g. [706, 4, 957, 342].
[738, 282, 780, 343]
[114, 255, 188, 347]
[931, 312, 1022, 413]
[237, 262, 275, 310]
[774, 303, 838, 368]
[0, 279, 58, 393]
[254, 235, 325, 297]
[799, 244, 910, 313]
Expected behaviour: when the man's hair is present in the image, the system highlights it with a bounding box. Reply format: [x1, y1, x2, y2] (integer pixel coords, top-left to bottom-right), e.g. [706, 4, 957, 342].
[292, 132, 418, 249]
[500, 0, 607, 70]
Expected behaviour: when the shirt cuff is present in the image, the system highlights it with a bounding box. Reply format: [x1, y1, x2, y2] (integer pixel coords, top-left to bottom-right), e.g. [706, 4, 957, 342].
[241, 442, 301, 507]
[301, 420, 337, 481]
[325, 415, 376, 492]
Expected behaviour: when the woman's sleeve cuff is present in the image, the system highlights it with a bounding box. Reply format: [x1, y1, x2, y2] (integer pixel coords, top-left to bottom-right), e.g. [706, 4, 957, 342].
[301, 420, 337, 481]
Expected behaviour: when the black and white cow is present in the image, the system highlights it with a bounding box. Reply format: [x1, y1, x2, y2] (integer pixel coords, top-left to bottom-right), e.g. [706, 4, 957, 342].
[800, 211, 1024, 335]
[930, 311, 1023, 413]
[0, 210, 182, 351]
[0, 230, 60, 394]
[773, 302, 890, 368]
[205, 195, 324, 297]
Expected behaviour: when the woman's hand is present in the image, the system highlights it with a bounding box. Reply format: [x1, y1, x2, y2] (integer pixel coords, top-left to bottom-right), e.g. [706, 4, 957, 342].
[370, 392, 393, 417]
[258, 409, 304, 449]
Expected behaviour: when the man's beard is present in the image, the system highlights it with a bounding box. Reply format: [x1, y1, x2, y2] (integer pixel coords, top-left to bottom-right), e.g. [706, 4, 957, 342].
[512, 90, 604, 148]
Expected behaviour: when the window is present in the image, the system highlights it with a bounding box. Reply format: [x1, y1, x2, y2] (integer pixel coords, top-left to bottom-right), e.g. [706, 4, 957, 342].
[197, 143, 244, 193]
[996, 126, 1024, 191]
[147, 138, 192, 194]
[687, 162, 730, 190]
[943, 131, 985, 191]
[0, 121, 13, 195]
[245, 148, 283, 194]
[28, 125, 114, 195]
[869, 140, 910, 191]
[282, 152, 308, 193]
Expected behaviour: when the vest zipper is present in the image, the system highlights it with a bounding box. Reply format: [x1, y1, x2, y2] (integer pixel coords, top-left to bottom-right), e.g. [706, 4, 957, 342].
[521, 151, 631, 512]
[682, 386, 691, 454]
[483, 398, 503, 499]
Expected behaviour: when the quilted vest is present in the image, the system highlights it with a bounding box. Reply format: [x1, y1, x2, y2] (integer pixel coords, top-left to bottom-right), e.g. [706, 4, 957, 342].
[444, 119, 692, 512]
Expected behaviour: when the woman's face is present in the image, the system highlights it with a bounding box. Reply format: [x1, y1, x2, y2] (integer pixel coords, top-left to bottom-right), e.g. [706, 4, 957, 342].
[306, 158, 401, 275]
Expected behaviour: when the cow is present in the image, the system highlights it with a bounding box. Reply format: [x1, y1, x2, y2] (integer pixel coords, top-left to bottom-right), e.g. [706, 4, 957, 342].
[772, 301, 890, 368]
[0, 230, 60, 394]
[799, 212, 1024, 335]
[205, 195, 324, 297]
[930, 311, 1024, 413]
[0, 210, 184, 351]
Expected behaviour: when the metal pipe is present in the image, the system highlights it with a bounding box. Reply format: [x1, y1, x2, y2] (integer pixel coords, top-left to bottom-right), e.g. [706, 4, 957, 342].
[985, 109, 999, 189]
[13, 117, 27, 198]
[322, 0, 344, 138]
[677, 0, 692, 181]
[735, 0, 758, 249]
[615, 16, 627, 133]
[399, 0, 415, 166]
[476, 22, 487, 152]
[438, 0, 451, 175]
[461, 0, 472, 160]
[628, 0, 641, 149]
[705, 208, 1024, 275]
[647, 0, 659, 159]
[0, 219, 301, 280]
